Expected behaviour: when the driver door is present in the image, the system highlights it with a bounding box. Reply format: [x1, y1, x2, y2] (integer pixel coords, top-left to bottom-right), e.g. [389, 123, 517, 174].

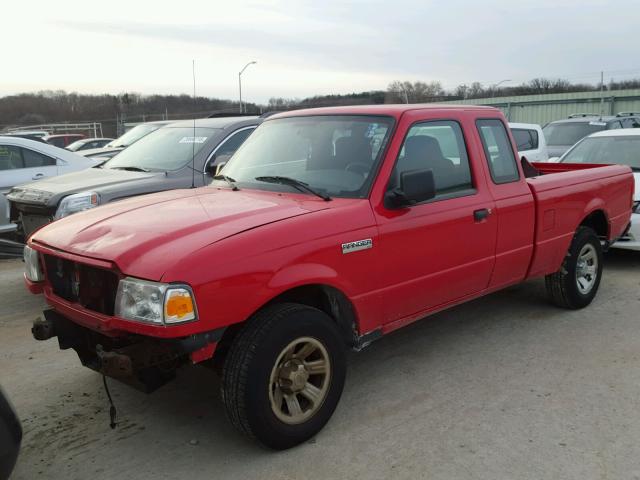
[372, 117, 497, 325]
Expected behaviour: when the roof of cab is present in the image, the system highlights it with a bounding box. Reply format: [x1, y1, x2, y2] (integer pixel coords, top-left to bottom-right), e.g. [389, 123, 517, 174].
[268, 104, 499, 120]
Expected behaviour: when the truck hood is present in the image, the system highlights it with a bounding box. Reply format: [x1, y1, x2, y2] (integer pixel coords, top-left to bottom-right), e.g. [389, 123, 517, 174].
[31, 187, 330, 280]
[8, 168, 166, 206]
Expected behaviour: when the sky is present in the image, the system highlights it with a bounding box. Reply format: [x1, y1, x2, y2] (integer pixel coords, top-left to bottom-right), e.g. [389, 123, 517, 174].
[2, 0, 640, 103]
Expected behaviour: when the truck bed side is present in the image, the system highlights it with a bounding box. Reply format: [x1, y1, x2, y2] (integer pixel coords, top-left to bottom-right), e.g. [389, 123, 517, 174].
[526, 163, 634, 278]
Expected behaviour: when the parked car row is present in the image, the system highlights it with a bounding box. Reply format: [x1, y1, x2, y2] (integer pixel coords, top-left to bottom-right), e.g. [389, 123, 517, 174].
[77, 120, 172, 160]
[2, 115, 262, 241]
[543, 112, 640, 158]
[0, 131, 115, 149]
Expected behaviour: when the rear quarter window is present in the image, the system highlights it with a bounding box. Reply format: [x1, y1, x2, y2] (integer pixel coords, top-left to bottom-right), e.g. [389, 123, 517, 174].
[477, 119, 520, 184]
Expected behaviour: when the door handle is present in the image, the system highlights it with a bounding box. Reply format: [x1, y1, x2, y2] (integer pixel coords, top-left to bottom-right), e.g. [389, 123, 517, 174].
[473, 208, 492, 222]
[32, 173, 45, 180]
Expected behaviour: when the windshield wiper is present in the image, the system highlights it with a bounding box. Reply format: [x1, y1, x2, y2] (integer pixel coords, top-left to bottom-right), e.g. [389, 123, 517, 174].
[212, 174, 239, 191]
[109, 166, 150, 172]
[254, 176, 331, 201]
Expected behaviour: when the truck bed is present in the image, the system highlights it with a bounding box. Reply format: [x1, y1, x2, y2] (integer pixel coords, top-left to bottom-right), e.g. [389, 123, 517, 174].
[526, 162, 634, 277]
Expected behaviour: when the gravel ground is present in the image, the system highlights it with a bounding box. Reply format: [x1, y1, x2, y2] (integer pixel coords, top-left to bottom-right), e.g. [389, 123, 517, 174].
[1, 250, 640, 480]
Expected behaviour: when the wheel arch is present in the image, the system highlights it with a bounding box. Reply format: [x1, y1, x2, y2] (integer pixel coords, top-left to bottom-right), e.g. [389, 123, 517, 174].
[579, 208, 609, 239]
[214, 283, 361, 368]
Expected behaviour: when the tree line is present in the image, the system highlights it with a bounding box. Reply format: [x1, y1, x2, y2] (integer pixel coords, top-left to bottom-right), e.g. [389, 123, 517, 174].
[2, 77, 640, 136]
[0, 90, 256, 136]
[271, 78, 640, 107]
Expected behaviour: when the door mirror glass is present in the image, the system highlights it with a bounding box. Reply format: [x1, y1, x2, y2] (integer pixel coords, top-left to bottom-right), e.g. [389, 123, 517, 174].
[385, 169, 436, 208]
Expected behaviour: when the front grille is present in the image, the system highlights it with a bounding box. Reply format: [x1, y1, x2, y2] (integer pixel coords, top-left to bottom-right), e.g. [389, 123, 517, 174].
[44, 255, 119, 315]
[21, 214, 54, 239]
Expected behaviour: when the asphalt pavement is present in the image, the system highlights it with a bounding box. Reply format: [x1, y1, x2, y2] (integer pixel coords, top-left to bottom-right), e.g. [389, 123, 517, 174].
[1, 251, 639, 480]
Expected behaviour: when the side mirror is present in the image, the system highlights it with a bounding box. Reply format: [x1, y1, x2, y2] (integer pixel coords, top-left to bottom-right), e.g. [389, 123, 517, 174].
[205, 161, 216, 175]
[385, 169, 436, 208]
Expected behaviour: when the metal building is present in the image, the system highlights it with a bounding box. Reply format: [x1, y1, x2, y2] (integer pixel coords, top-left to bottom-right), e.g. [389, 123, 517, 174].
[445, 88, 640, 126]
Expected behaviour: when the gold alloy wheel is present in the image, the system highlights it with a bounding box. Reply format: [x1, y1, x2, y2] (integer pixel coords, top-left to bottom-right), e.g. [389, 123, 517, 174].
[268, 337, 331, 425]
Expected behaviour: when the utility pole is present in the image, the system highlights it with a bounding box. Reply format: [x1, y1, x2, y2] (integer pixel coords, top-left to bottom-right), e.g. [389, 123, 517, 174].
[599, 71, 605, 118]
[238, 61, 257, 113]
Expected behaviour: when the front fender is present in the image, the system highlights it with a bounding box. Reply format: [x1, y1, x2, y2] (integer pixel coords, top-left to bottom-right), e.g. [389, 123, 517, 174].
[268, 263, 350, 292]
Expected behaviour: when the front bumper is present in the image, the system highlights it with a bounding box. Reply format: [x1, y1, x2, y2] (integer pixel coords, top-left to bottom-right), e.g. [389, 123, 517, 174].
[32, 309, 224, 392]
[611, 214, 640, 251]
[8, 199, 56, 240]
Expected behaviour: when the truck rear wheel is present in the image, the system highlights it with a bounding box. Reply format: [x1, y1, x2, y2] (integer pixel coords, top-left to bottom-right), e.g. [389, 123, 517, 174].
[221, 303, 346, 450]
[545, 226, 603, 309]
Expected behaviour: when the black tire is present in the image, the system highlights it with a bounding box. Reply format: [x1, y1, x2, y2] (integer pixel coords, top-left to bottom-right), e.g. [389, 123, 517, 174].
[545, 226, 603, 309]
[221, 303, 346, 450]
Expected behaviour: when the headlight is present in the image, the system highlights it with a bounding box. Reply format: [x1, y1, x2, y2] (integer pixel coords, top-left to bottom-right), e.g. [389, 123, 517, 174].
[24, 245, 44, 282]
[115, 277, 197, 325]
[54, 191, 99, 219]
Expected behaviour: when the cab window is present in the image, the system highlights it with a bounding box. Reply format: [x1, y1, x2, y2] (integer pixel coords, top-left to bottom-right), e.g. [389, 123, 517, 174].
[391, 120, 473, 199]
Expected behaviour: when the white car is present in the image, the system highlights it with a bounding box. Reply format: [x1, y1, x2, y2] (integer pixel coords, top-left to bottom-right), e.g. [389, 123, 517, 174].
[559, 129, 640, 251]
[0, 137, 98, 195]
[0, 194, 16, 235]
[509, 122, 549, 162]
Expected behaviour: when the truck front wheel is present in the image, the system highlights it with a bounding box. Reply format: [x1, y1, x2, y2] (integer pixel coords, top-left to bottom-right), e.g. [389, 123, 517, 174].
[221, 303, 346, 450]
[545, 226, 603, 309]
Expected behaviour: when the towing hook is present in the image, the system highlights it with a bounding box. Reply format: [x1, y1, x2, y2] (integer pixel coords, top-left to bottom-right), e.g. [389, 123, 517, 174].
[32, 316, 56, 341]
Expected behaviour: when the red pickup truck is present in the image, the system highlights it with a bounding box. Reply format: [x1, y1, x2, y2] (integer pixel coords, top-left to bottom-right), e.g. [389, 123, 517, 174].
[24, 105, 634, 449]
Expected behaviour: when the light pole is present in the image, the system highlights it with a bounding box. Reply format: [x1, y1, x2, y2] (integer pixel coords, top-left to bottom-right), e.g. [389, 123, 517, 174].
[491, 79, 511, 97]
[238, 61, 257, 113]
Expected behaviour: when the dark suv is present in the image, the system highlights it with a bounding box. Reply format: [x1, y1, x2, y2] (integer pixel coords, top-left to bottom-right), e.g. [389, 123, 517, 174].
[8, 115, 261, 239]
[542, 112, 640, 157]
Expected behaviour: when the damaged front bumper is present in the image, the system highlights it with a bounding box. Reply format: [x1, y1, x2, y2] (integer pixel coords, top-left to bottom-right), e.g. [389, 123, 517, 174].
[32, 309, 224, 392]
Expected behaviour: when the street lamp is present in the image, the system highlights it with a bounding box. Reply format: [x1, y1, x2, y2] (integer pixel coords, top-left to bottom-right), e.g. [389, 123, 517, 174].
[238, 61, 257, 113]
[491, 79, 511, 97]
[492, 79, 512, 89]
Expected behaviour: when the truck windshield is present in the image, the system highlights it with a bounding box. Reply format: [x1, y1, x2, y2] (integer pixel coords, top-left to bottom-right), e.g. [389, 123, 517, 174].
[104, 127, 216, 171]
[220, 115, 394, 198]
[542, 122, 605, 146]
[560, 136, 640, 170]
